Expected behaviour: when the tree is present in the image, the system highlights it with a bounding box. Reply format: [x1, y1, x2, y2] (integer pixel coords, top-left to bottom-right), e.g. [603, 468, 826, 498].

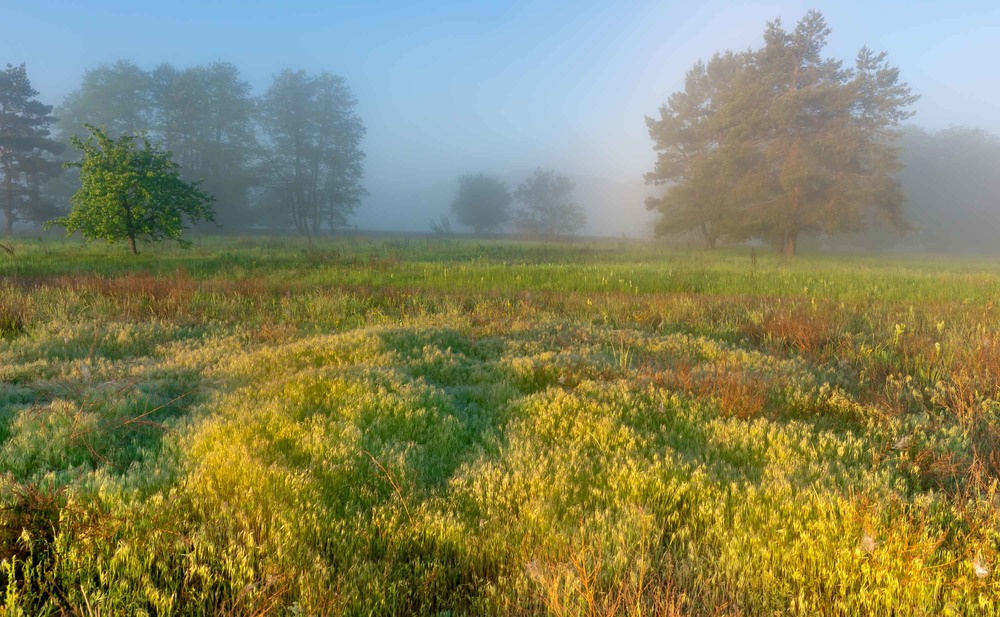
[514, 168, 585, 239]
[450, 173, 511, 233]
[57, 60, 153, 140]
[0, 64, 65, 235]
[49, 125, 215, 254]
[150, 62, 258, 229]
[645, 52, 747, 249]
[260, 70, 366, 238]
[50, 60, 156, 218]
[646, 11, 917, 255]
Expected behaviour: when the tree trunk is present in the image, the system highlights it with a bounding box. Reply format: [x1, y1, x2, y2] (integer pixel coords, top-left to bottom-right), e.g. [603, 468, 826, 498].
[2, 164, 13, 237]
[783, 232, 797, 257]
[701, 223, 716, 249]
[129, 235, 138, 255]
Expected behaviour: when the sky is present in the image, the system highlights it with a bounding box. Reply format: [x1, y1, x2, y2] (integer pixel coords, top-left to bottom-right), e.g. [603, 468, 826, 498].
[3, 0, 999, 234]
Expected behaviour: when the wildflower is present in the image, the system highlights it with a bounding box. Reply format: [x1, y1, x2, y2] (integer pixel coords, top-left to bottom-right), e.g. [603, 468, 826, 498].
[972, 554, 990, 579]
[860, 531, 876, 554]
[892, 435, 910, 451]
[525, 560, 543, 583]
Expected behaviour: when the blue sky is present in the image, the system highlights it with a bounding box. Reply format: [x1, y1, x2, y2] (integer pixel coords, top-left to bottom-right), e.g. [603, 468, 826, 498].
[3, 0, 999, 232]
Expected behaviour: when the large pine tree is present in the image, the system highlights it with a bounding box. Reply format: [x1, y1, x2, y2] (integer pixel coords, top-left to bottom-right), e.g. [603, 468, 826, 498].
[646, 11, 917, 255]
[0, 64, 64, 235]
[645, 52, 747, 249]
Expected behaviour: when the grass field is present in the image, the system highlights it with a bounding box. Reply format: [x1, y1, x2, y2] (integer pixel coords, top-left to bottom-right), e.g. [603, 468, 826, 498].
[1, 237, 999, 615]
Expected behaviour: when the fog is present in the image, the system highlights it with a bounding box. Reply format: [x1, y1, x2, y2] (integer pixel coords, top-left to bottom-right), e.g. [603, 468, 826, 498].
[3, 0, 999, 246]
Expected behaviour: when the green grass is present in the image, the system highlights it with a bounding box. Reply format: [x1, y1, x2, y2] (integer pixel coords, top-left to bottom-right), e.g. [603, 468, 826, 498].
[1, 237, 998, 615]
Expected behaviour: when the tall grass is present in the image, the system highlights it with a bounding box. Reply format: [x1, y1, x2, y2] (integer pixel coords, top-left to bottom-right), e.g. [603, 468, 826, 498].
[0, 237, 998, 614]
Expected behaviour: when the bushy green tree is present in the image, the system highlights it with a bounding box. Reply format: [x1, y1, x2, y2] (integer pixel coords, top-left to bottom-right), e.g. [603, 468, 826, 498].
[58, 61, 258, 230]
[49, 125, 215, 254]
[451, 173, 511, 234]
[0, 64, 65, 235]
[514, 168, 585, 239]
[646, 11, 917, 255]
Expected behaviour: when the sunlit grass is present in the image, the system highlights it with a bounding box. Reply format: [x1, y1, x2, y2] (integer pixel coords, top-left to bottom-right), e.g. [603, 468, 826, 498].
[1, 237, 998, 614]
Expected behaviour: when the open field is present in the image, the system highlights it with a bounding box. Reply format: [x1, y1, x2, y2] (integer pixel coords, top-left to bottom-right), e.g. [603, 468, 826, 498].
[1, 237, 999, 615]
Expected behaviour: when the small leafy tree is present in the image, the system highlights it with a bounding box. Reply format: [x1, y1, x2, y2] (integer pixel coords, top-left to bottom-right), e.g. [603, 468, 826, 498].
[450, 173, 511, 234]
[49, 124, 215, 254]
[514, 168, 585, 239]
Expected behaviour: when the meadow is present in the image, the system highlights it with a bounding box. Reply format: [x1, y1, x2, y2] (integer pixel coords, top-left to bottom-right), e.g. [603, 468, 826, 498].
[1, 236, 998, 615]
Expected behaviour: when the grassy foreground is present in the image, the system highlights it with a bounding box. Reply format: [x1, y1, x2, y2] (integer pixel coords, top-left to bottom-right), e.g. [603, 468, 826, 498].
[1, 237, 998, 615]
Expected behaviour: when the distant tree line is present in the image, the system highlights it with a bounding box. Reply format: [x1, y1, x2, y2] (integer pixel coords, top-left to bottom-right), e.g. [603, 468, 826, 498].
[448, 168, 586, 239]
[4, 26, 1000, 254]
[891, 126, 1000, 254]
[1, 59, 365, 240]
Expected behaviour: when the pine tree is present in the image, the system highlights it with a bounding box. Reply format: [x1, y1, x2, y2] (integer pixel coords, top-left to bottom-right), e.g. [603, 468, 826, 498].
[645, 52, 747, 248]
[646, 11, 917, 255]
[0, 64, 64, 235]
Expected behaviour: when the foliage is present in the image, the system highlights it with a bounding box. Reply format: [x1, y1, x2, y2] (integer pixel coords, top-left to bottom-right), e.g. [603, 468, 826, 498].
[56, 61, 367, 234]
[644, 52, 746, 249]
[0, 64, 65, 235]
[56, 60, 154, 141]
[148, 61, 258, 229]
[450, 173, 511, 233]
[646, 11, 918, 255]
[514, 168, 586, 239]
[428, 214, 454, 235]
[49, 125, 215, 254]
[260, 70, 367, 238]
[1, 238, 999, 614]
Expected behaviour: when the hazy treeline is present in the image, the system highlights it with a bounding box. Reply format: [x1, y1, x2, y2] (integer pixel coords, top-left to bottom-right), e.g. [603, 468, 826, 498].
[801, 126, 1000, 254]
[446, 168, 586, 240]
[3, 48, 1000, 252]
[47, 60, 365, 235]
[893, 126, 1000, 254]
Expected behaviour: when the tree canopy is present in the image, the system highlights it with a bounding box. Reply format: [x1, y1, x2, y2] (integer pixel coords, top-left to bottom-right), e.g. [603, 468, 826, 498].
[646, 11, 917, 255]
[260, 70, 367, 239]
[451, 173, 511, 234]
[0, 64, 64, 235]
[514, 168, 585, 239]
[148, 61, 257, 229]
[50, 125, 215, 254]
[54, 62, 366, 236]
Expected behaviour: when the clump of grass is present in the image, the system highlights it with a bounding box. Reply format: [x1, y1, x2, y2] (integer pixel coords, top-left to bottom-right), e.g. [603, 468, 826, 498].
[0, 300, 27, 339]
